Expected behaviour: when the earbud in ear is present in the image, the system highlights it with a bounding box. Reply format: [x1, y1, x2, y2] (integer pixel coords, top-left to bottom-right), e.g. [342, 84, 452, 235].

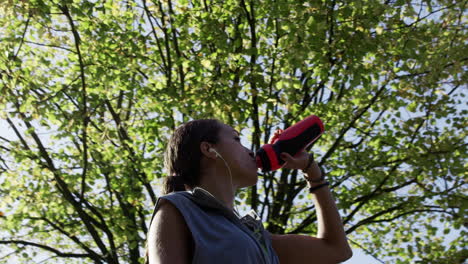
[209, 148, 220, 158]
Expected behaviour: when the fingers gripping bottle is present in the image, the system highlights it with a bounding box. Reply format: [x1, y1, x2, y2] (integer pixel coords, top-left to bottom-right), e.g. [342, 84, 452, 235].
[255, 115, 325, 172]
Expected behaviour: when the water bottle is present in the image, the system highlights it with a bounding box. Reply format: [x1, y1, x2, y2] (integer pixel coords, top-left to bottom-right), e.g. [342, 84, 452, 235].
[255, 115, 325, 172]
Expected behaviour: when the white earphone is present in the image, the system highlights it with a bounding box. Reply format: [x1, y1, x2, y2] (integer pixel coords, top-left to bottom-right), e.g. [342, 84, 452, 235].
[208, 148, 239, 216]
[209, 148, 221, 158]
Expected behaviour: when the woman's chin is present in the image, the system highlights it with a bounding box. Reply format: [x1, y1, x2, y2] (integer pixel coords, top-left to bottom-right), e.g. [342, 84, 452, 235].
[238, 172, 258, 188]
[247, 172, 259, 186]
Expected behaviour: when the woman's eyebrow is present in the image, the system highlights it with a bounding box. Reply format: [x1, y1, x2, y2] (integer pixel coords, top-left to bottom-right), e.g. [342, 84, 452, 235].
[233, 129, 240, 136]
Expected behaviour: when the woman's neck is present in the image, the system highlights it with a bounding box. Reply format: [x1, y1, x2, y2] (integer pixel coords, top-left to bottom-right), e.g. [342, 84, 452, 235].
[198, 170, 237, 211]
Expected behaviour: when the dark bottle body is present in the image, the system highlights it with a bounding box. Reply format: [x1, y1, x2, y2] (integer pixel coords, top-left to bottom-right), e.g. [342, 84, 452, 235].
[256, 115, 325, 172]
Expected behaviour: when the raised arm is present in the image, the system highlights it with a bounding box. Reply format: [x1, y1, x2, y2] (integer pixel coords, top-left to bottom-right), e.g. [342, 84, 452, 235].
[270, 151, 352, 264]
[147, 199, 194, 264]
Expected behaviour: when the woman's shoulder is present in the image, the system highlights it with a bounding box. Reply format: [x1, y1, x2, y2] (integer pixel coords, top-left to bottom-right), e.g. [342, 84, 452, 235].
[147, 198, 194, 263]
[151, 197, 189, 230]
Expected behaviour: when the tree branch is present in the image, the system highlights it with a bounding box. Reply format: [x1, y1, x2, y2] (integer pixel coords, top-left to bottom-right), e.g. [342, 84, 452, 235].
[23, 40, 77, 54]
[321, 84, 388, 165]
[0, 240, 91, 259]
[59, 4, 89, 201]
[27, 216, 102, 261]
[13, 12, 31, 59]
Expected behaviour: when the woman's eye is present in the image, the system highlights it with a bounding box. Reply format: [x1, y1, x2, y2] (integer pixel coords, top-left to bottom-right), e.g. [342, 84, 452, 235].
[234, 137, 241, 141]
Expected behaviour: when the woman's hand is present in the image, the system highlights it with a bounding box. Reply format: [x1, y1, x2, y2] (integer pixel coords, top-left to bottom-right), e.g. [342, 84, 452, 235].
[279, 151, 308, 170]
[280, 151, 323, 182]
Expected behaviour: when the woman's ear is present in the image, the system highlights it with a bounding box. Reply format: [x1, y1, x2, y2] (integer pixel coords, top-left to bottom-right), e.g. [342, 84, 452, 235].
[200, 141, 217, 159]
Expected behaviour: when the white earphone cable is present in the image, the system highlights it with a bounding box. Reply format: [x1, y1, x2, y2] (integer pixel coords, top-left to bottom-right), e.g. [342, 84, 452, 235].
[212, 149, 240, 217]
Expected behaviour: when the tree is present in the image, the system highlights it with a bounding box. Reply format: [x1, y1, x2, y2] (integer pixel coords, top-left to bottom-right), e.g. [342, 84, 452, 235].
[0, 0, 466, 263]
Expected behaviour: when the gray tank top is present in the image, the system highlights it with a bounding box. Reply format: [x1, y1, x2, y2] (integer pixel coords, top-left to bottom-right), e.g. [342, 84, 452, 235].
[148, 187, 280, 264]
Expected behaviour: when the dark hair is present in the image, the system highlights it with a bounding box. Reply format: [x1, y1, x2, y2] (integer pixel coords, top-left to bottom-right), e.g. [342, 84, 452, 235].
[162, 119, 222, 194]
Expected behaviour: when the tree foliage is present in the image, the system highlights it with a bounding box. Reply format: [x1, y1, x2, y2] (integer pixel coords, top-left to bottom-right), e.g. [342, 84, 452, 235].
[0, 0, 466, 263]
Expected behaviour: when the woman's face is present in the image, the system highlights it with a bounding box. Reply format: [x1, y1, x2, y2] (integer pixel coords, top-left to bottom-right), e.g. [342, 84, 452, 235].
[213, 123, 258, 187]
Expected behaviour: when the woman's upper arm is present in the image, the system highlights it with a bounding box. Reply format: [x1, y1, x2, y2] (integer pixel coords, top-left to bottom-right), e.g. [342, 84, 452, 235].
[271, 234, 352, 264]
[147, 199, 193, 264]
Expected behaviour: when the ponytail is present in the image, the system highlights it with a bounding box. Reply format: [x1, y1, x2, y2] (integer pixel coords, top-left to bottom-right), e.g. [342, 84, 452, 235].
[163, 175, 186, 194]
[162, 119, 222, 195]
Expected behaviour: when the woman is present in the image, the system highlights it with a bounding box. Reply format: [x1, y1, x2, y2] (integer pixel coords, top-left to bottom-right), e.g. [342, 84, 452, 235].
[147, 119, 352, 264]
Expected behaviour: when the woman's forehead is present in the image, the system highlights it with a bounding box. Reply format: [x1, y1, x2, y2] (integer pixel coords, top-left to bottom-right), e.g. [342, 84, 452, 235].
[220, 124, 239, 135]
